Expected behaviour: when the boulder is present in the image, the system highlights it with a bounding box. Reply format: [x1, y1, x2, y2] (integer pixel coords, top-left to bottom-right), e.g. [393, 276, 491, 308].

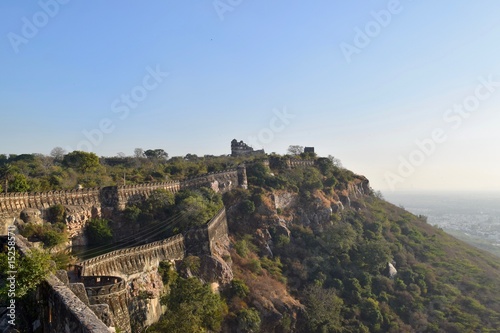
[255, 228, 273, 257]
[274, 219, 291, 238]
[199, 255, 233, 285]
[20, 208, 42, 224]
[386, 262, 398, 278]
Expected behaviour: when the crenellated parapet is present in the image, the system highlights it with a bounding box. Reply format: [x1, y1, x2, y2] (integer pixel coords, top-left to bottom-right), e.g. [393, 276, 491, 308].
[77, 206, 229, 278]
[0, 188, 101, 213]
[181, 169, 238, 191]
[1, 235, 111, 332]
[0, 162, 317, 216]
[0, 169, 244, 217]
[0, 168, 247, 236]
[78, 234, 185, 278]
[287, 159, 315, 168]
[80, 276, 131, 332]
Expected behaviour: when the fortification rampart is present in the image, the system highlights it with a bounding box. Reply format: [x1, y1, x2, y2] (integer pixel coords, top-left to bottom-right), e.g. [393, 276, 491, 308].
[1, 236, 111, 332]
[0, 163, 318, 217]
[0, 188, 101, 213]
[80, 276, 130, 332]
[0, 168, 244, 236]
[77, 206, 229, 278]
[79, 234, 185, 278]
[82, 276, 127, 296]
[207, 208, 229, 254]
[73, 207, 229, 332]
[288, 159, 315, 168]
[183, 207, 227, 256]
[0, 169, 240, 216]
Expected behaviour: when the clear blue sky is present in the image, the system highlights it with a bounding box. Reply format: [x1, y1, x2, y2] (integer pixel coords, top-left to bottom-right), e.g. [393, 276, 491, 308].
[1, 1, 500, 192]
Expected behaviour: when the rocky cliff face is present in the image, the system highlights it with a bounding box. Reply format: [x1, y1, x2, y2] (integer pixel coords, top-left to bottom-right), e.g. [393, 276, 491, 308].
[128, 268, 166, 332]
[271, 176, 370, 230]
[0, 212, 19, 234]
[223, 175, 372, 331]
[338, 176, 369, 207]
[64, 205, 101, 246]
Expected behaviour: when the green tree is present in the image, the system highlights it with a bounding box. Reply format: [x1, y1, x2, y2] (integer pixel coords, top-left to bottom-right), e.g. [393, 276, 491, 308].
[237, 308, 261, 333]
[357, 239, 392, 274]
[303, 285, 343, 333]
[19, 223, 68, 249]
[231, 279, 250, 298]
[287, 145, 304, 156]
[144, 149, 169, 161]
[301, 168, 324, 191]
[48, 204, 66, 223]
[361, 298, 383, 329]
[175, 189, 222, 228]
[152, 277, 227, 332]
[0, 248, 54, 301]
[62, 151, 100, 172]
[143, 189, 174, 215]
[0, 164, 14, 193]
[86, 218, 113, 245]
[240, 199, 256, 215]
[9, 173, 30, 192]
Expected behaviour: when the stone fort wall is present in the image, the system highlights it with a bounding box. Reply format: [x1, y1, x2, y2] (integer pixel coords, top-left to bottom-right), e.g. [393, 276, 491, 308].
[0, 162, 317, 220]
[0, 169, 239, 214]
[78, 233, 185, 278]
[2, 236, 111, 333]
[81, 276, 130, 333]
[74, 207, 229, 332]
[0, 161, 313, 332]
[77, 206, 228, 278]
[0, 169, 240, 235]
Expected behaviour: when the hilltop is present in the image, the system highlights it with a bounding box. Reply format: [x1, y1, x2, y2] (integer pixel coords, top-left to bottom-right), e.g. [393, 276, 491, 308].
[1, 149, 500, 332]
[147, 154, 500, 332]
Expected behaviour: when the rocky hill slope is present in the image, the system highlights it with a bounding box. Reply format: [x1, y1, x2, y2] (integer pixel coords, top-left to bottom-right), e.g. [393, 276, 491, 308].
[218, 158, 500, 332]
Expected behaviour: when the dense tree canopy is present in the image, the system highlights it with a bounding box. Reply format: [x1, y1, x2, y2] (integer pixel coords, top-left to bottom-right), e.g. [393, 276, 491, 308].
[62, 151, 100, 172]
[150, 270, 227, 333]
[0, 248, 54, 300]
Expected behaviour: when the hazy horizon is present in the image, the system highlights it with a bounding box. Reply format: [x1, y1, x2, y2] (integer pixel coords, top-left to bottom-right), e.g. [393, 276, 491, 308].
[1, 1, 500, 192]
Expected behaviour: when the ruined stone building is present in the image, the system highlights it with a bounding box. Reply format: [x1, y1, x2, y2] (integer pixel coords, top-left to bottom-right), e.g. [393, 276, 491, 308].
[230, 139, 265, 157]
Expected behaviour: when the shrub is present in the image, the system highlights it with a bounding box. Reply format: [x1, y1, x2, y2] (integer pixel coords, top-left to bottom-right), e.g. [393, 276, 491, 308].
[86, 218, 113, 245]
[19, 223, 68, 249]
[123, 205, 141, 223]
[153, 277, 227, 332]
[231, 279, 250, 298]
[240, 199, 255, 215]
[275, 234, 290, 248]
[48, 204, 65, 223]
[237, 308, 261, 333]
[0, 249, 54, 300]
[181, 255, 201, 274]
[248, 259, 262, 274]
[158, 261, 177, 286]
[303, 285, 343, 333]
[261, 256, 286, 283]
[235, 240, 250, 257]
[43, 229, 67, 248]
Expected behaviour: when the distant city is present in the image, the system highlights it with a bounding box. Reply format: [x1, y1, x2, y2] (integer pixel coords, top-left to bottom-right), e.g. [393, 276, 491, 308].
[384, 192, 500, 257]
